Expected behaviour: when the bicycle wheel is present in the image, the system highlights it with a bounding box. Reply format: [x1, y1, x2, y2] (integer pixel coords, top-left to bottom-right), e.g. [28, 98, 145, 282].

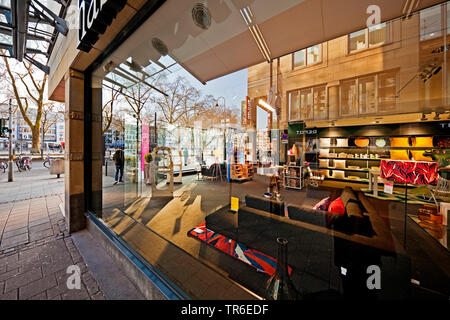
[43, 160, 50, 168]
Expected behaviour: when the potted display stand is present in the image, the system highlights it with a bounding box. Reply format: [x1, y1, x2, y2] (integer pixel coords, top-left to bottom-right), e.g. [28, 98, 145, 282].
[144, 153, 152, 185]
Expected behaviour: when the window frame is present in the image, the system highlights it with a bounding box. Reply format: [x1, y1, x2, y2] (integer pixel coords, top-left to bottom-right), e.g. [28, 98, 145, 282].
[291, 44, 323, 70]
[348, 22, 391, 54]
[288, 83, 328, 121]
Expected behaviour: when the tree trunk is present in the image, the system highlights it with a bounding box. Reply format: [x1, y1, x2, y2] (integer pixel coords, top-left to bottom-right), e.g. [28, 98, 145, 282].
[31, 127, 41, 154]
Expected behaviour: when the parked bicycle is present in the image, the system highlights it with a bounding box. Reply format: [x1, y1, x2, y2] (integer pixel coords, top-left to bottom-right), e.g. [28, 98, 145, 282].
[0, 160, 8, 173]
[43, 155, 54, 168]
[15, 155, 32, 172]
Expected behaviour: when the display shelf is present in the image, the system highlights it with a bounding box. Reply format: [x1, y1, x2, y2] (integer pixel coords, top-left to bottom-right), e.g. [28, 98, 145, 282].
[283, 166, 304, 190]
[318, 156, 385, 160]
[319, 167, 371, 172]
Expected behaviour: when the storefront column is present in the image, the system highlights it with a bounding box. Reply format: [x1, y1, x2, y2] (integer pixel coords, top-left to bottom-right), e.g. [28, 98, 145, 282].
[91, 84, 103, 216]
[64, 69, 86, 233]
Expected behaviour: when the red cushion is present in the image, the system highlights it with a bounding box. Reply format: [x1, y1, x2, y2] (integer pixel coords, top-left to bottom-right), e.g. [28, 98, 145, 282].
[328, 197, 345, 215]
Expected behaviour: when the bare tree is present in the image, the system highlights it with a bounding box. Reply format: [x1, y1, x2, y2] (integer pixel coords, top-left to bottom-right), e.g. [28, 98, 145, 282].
[42, 103, 63, 135]
[123, 82, 155, 123]
[102, 85, 122, 134]
[1, 52, 47, 153]
[152, 76, 208, 126]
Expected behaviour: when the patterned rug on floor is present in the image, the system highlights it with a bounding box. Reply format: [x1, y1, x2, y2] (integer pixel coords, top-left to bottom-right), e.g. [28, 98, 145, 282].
[188, 222, 292, 276]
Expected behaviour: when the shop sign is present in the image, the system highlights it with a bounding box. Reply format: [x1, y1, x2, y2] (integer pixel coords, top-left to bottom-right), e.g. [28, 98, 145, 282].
[245, 96, 251, 125]
[288, 122, 318, 138]
[241, 101, 246, 126]
[78, 0, 127, 52]
[384, 182, 393, 194]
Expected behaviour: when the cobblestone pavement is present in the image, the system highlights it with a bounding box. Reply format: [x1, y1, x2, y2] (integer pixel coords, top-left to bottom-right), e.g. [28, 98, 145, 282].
[0, 168, 106, 300]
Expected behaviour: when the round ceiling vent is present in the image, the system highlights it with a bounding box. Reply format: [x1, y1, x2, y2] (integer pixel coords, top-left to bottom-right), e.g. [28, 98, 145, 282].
[151, 37, 169, 56]
[192, 3, 211, 30]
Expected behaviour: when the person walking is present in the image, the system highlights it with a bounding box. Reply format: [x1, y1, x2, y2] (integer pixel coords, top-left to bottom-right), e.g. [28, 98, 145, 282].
[113, 148, 124, 185]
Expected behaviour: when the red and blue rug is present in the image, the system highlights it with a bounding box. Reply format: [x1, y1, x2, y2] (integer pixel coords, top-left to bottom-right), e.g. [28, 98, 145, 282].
[188, 222, 292, 276]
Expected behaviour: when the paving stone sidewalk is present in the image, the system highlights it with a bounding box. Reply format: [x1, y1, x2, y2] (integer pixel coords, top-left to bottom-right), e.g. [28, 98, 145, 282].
[0, 169, 106, 300]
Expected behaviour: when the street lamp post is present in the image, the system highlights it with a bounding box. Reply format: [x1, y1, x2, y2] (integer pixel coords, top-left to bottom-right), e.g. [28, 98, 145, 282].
[8, 99, 13, 182]
[216, 96, 226, 163]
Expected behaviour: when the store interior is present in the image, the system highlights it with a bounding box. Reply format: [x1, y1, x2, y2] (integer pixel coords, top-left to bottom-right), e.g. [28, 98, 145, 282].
[89, 1, 450, 300]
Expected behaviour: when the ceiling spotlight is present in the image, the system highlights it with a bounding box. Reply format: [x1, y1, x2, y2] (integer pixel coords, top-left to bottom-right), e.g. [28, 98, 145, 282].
[151, 38, 168, 56]
[420, 113, 427, 121]
[434, 112, 440, 120]
[192, 3, 212, 30]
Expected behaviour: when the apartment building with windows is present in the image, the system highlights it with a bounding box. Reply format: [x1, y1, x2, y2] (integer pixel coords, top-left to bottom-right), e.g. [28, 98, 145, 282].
[248, 2, 450, 131]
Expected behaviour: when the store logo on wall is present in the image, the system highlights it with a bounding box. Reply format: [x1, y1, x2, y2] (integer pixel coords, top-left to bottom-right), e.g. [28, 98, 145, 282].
[78, 0, 127, 52]
[296, 129, 318, 135]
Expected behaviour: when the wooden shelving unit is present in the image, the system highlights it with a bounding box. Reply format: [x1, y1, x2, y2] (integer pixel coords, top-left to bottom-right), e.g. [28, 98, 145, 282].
[318, 133, 440, 185]
[230, 163, 253, 181]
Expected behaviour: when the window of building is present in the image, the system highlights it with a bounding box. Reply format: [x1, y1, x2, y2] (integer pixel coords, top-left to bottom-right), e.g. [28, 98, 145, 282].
[369, 23, 388, 47]
[289, 91, 300, 120]
[313, 86, 327, 120]
[359, 76, 377, 114]
[307, 45, 321, 65]
[289, 85, 326, 121]
[378, 71, 397, 112]
[420, 4, 442, 41]
[293, 50, 306, 68]
[292, 45, 322, 69]
[349, 22, 389, 53]
[300, 88, 313, 120]
[340, 79, 358, 116]
[349, 29, 367, 53]
[447, 1, 450, 34]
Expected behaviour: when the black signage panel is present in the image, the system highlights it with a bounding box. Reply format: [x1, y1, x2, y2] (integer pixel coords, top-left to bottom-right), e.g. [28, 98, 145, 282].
[78, 0, 127, 52]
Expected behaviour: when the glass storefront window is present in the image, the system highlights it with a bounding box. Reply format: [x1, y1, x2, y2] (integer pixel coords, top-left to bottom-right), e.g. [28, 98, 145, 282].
[83, 1, 450, 300]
